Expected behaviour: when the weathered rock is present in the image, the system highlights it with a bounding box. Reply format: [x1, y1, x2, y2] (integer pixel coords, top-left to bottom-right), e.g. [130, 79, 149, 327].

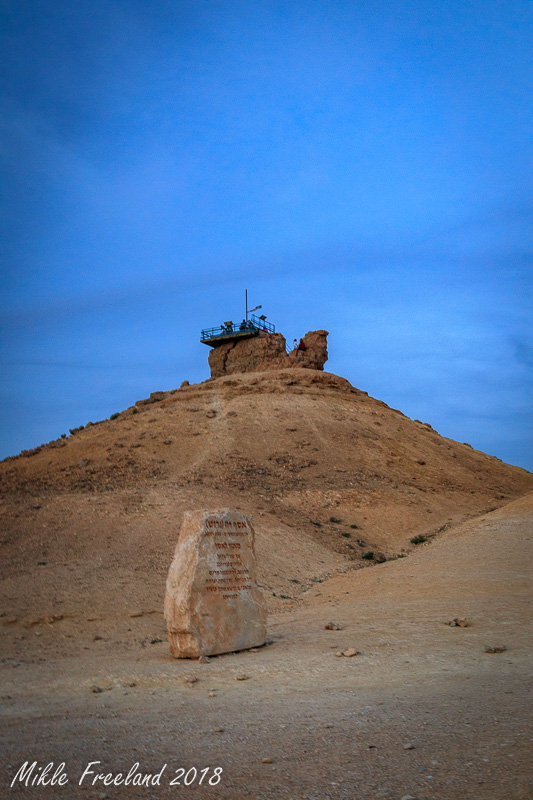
[164, 510, 267, 658]
[341, 647, 359, 657]
[287, 330, 329, 371]
[335, 647, 360, 657]
[445, 617, 468, 627]
[208, 330, 328, 378]
[208, 332, 287, 378]
[374, 551, 387, 563]
[484, 644, 507, 653]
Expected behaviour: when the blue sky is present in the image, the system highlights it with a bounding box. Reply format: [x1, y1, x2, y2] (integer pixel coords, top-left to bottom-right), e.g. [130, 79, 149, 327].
[1, 0, 532, 470]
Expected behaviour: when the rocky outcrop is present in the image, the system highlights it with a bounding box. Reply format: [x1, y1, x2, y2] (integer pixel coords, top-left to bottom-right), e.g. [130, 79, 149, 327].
[208, 330, 328, 378]
[288, 330, 329, 371]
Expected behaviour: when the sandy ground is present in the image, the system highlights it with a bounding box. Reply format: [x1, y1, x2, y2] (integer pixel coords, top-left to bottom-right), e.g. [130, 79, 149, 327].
[1, 493, 532, 800]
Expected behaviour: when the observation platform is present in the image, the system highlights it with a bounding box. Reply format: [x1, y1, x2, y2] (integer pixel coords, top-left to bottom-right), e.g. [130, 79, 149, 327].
[201, 315, 275, 347]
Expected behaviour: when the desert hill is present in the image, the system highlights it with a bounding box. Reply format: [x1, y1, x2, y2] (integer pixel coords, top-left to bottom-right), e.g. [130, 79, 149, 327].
[1, 364, 532, 655]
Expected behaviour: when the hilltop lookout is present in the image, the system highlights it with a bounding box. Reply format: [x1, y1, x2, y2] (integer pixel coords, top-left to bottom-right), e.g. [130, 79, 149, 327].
[202, 324, 329, 379]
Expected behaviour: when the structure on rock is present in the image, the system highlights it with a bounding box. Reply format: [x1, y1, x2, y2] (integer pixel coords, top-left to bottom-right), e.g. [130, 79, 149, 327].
[201, 316, 328, 379]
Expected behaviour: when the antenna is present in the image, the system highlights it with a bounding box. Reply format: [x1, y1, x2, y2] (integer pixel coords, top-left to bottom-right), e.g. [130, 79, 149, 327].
[245, 289, 261, 322]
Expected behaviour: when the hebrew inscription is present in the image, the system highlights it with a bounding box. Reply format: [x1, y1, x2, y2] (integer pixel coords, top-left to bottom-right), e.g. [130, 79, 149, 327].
[164, 509, 267, 658]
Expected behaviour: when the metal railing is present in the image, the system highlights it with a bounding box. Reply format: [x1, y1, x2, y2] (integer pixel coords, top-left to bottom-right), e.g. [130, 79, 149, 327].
[201, 315, 275, 342]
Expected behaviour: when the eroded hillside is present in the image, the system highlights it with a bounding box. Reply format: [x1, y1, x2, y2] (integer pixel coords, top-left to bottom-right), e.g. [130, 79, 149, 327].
[1, 368, 532, 652]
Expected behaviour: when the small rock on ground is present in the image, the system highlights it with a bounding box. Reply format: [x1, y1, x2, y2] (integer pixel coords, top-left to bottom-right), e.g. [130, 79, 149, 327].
[445, 617, 468, 627]
[335, 647, 360, 657]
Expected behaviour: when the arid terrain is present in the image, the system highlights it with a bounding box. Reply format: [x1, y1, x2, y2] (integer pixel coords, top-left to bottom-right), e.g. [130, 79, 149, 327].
[1, 366, 532, 799]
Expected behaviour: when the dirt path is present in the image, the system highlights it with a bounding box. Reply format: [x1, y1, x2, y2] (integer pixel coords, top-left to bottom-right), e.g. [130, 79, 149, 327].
[1, 496, 532, 800]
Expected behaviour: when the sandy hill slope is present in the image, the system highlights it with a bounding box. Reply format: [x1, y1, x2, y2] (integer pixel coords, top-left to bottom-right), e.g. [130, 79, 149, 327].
[1, 367, 532, 646]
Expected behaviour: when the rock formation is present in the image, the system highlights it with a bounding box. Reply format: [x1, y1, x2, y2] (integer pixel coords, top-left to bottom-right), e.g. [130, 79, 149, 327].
[208, 329, 328, 378]
[287, 330, 329, 371]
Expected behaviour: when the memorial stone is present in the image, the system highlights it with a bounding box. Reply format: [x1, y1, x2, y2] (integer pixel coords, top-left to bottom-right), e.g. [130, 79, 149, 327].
[164, 509, 267, 658]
